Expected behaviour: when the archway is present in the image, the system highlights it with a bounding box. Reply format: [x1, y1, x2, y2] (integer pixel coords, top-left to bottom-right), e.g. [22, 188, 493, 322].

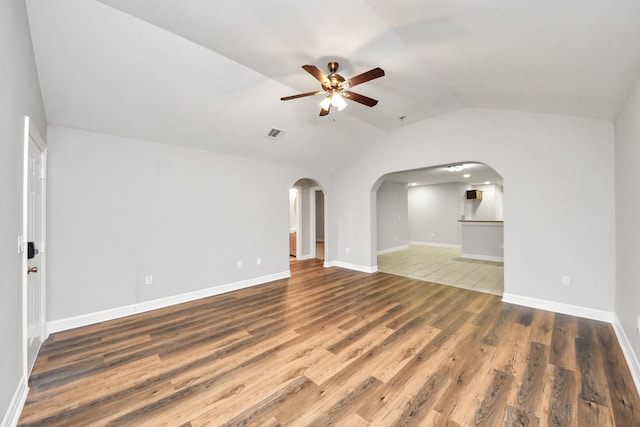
[373, 162, 505, 295]
[289, 178, 327, 265]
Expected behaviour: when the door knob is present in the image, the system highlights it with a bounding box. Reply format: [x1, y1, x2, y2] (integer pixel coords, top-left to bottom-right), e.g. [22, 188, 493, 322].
[27, 266, 38, 274]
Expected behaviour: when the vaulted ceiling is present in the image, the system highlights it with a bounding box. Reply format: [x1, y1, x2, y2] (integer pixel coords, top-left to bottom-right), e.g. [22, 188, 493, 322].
[26, 0, 640, 171]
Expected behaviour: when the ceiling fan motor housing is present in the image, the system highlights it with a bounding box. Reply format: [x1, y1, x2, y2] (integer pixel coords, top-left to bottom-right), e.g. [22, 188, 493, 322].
[324, 62, 345, 92]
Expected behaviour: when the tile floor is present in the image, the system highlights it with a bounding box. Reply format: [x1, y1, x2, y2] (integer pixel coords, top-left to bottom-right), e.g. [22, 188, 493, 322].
[377, 244, 504, 296]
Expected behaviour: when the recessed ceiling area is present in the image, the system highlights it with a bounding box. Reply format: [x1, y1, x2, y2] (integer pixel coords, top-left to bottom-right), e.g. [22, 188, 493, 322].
[384, 162, 503, 187]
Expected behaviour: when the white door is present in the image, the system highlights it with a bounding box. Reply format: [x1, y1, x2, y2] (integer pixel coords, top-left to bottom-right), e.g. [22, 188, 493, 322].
[24, 117, 47, 374]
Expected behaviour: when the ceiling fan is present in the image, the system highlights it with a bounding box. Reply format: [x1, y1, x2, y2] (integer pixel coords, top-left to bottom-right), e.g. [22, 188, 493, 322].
[281, 61, 385, 116]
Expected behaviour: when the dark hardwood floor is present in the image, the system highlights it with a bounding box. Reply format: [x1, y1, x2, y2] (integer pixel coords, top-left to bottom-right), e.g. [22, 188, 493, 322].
[19, 259, 640, 426]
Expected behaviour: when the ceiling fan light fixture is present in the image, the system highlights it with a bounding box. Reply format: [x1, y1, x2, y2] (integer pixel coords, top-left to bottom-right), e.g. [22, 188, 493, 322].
[319, 96, 332, 111]
[331, 92, 347, 111]
[319, 92, 348, 112]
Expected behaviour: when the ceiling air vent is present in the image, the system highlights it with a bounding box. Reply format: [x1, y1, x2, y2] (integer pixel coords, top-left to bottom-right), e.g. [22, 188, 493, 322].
[265, 128, 286, 140]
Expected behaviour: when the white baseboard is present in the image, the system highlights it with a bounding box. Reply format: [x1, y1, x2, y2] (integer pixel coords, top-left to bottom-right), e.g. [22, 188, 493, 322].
[409, 241, 461, 249]
[2, 375, 28, 427]
[502, 293, 614, 323]
[296, 254, 314, 261]
[612, 315, 640, 396]
[461, 253, 504, 262]
[47, 271, 290, 333]
[333, 261, 377, 273]
[377, 244, 409, 255]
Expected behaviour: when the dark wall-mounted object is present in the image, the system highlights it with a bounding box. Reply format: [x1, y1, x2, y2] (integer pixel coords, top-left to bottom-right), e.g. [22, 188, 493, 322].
[466, 190, 483, 200]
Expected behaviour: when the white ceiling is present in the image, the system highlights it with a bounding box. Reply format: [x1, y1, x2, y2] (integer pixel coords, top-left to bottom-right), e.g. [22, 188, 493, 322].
[25, 0, 640, 171]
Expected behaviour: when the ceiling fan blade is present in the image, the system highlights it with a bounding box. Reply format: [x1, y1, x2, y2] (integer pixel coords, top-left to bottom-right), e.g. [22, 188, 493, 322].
[281, 90, 324, 101]
[343, 67, 385, 88]
[319, 106, 331, 116]
[343, 91, 379, 107]
[302, 65, 330, 86]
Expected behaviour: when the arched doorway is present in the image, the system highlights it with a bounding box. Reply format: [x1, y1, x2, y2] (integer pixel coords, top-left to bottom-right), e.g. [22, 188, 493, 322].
[290, 178, 326, 263]
[374, 162, 505, 295]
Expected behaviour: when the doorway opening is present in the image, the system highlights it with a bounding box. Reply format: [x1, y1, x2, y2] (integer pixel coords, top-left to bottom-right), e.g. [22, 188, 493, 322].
[289, 178, 326, 264]
[373, 162, 505, 295]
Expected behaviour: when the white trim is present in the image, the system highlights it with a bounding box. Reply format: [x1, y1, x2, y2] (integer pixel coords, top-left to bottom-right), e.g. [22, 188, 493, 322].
[47, 271, 290, 333]
[502, 293, 614, 323]
[409, 241, 461, 249]
[2, 375, 28, 427]
[294, 186, 302, 259]
[309, 186, 318, 259]
[22, 116, 48, 383]
[461, 253, 504, 262]
[333, 261, 378, 273]
[612, 315, 640, 396]
[377, 244, 409, 255]
[296, 254, 314, 261]
[21, 117, 29, 379]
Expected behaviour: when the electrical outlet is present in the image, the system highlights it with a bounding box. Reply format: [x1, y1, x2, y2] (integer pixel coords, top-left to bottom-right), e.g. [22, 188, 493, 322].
[345, 247, 350, 254]
[257, 257, 262, 266]
[561, 276, 571, 287]
[144, 275, 153, 285]
[637, 315, 640, 334]
[237, 260, 243, 269]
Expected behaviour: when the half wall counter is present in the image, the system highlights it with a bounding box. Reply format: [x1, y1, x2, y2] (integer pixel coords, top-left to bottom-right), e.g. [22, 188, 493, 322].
[459, 220, 504, 262]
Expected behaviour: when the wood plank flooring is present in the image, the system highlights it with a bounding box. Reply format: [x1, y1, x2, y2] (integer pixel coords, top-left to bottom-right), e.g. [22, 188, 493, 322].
[19, 260, 640, 426]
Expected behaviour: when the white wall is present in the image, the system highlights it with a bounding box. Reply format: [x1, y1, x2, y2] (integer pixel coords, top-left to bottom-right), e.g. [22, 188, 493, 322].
[335, 108, 615, 312]
[0, 0, 47, 423]
[614, 70, 640, 377]
[376, 180, 408, 252]
[408, 183, 461, 246]
[47, 126, 333, 322]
